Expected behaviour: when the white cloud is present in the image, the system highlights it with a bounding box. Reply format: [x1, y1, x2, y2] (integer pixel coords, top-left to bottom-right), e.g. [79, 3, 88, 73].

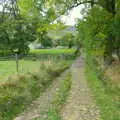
[0, 5, 3, 11]
[61, 5, 84, 25]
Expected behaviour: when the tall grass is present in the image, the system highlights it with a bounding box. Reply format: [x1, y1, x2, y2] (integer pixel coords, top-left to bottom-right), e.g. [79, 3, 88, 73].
[85, 62, 120, 120]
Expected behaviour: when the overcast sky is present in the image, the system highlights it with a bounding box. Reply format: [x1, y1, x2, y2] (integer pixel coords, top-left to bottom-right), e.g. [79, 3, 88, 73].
[0, 3, 84, 26]
[61, 5, 84, 26]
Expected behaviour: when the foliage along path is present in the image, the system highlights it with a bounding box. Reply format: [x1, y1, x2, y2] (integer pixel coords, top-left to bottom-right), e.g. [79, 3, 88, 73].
[14, 57, 101, 120]
[60, 57, 101, 120]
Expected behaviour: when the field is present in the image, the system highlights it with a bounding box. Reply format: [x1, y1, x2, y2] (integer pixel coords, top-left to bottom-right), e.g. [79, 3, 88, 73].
[30, 48, 75, 55]
[0, 49, 75, 83]
[0, 60, 42, 83]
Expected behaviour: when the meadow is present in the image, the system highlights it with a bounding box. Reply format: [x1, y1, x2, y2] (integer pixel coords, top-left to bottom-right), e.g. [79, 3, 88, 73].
[0, 60, 41, 83]
[29, 48, 75, 55]
[0, 48, 76, 83]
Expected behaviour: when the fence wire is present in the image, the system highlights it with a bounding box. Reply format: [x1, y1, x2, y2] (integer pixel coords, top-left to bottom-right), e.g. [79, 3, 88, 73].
[0, 54, 75, 82]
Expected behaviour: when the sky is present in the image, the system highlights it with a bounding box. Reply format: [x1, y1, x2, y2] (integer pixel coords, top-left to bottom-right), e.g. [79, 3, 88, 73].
[61, 5, 84, 26]
[0, 3, 84, 26]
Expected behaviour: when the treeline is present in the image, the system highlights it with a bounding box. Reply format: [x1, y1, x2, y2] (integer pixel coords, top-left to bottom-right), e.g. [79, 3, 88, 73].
[49, 0, 120, 64]
[0, 0, 62, 55]
[75, 0, 120, 65]
[0, 0, 120, 63]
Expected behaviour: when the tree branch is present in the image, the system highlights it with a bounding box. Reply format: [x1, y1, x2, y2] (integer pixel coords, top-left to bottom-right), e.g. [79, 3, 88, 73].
[69, 0, 98, 9]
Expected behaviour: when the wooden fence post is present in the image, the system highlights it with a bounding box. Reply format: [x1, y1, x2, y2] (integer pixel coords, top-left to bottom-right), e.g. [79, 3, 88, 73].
[15, 53, 19, 74]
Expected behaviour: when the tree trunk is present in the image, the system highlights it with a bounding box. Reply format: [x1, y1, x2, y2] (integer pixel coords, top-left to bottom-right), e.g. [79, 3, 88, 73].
[104, 37, 114, 65]
[116, 49, 120, 61]
[103, 0, 116, 65]
[91, 0, 95, 7]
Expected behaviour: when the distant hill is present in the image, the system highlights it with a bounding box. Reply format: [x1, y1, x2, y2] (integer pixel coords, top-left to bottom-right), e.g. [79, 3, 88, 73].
[63, 26, 77, 34]
[48, 25, 77, 40]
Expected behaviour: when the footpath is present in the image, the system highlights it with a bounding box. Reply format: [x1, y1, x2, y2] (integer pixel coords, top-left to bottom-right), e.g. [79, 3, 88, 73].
[60, 57, 101, 120]
[14, 57, 101, 120]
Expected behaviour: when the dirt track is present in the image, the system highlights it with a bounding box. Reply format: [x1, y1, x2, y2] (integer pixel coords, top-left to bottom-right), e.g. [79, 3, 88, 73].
[60, 57, 101, 120]
[14, 57, 101, 120]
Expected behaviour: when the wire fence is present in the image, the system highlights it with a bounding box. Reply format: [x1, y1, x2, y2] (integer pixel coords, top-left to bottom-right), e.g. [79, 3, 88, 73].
[0, 54, 75, 60]
[0, 53, 76, 82]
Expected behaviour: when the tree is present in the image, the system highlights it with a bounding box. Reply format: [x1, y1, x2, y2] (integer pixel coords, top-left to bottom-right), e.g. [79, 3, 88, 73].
[0, 0, 119, 61]
[47, 0, 118, 64]
[37, 30, 53, 47]
[0, 0, 55, 54]
[59, 33, 75, 48]
[77, 6, 113, 58]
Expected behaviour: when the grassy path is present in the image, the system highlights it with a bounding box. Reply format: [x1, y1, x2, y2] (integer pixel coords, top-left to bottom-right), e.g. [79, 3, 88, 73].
[60, 57, 101, 120]
[14, 70, 70, 120]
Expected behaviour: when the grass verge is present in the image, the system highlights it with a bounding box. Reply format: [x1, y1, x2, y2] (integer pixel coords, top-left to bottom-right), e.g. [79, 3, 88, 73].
[34, 72, 72, 120]
[46, 72, 72, 120]
[0, 60, 72, 120]
[85, 64, 120, 120]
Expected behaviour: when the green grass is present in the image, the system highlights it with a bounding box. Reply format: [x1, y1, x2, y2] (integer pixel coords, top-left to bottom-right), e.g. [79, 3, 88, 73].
[0, 60, 42, 83]
[30, 48, 75, 55]
[0, 49, 76, 83]
[0, 59, 74, 84]
[0, 60, 72, 120]
[0, 48, 76, 57]
[85, 64, 120, 120]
